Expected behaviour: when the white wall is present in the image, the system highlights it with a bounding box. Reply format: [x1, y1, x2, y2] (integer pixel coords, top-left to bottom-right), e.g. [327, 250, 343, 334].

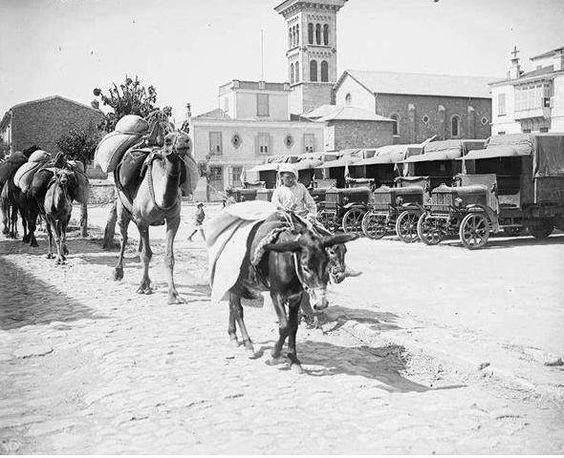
[551, 75, 564, 132]
[232, 90, 289, 121]
[490, 84, 521, 134]
[334, 73, 375, 113]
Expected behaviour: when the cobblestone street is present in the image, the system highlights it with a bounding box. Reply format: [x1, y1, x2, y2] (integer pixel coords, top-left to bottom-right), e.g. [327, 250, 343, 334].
[1, 203, 563, 454]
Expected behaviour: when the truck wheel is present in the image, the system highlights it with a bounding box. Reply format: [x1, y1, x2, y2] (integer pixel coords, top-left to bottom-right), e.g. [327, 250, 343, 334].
[361, 211, 387, 239]
[459, 213, 490, 249]
[417, 214, 443, 245]
[395, 210, 419, 243]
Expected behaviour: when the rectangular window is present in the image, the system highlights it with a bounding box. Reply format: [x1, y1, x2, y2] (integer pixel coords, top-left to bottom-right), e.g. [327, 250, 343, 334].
[303, 133, 315, 153]
[257, 94, 269, 117]
[209, 132, 222, 155]
[256, 133, 271, 154]
[498, 93, 506, 116]
[231, 166, 243, 185]
[540, 127, 549, 133]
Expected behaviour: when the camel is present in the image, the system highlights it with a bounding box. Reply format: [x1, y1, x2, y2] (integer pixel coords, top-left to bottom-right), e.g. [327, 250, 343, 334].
[113, 124, 191, 304]
[43, 168, 73, 264]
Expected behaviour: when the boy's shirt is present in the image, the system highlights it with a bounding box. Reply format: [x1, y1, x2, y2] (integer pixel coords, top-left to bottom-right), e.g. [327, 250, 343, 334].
[271, 182, 317, 217]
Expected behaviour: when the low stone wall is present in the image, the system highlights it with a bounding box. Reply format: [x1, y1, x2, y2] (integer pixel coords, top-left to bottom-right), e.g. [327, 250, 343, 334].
[88, 179, 115, 205]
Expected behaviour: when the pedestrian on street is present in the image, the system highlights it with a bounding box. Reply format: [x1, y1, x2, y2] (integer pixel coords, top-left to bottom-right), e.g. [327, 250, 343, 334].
[188, 203, 206, 242]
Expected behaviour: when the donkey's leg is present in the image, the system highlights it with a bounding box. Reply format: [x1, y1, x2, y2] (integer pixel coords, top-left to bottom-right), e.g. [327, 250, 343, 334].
[287, 295, 304, 372]
[230, 293, 255, 356]
[137, 224, 153, 294]
[114, 205, 130, 281]
[45, 217, 55, 259]
[271, 293, 291, 359]
[227, 292, 239, 346]
[165, 214, 183, 304]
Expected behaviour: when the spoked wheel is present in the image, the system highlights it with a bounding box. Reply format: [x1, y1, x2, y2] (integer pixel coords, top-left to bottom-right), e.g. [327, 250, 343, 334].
[529, 220, 554, 239]
[361, 211, 387, 239]
[417, 214, 444, 246]
[342, 207, 366, 234]
[459, 213, 490, 249]
[395, 210, 420, 243]
[318, 210, 337, 232]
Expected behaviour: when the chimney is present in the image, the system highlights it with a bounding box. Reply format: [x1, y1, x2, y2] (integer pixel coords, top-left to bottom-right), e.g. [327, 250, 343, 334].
[508, 45, 522, 79]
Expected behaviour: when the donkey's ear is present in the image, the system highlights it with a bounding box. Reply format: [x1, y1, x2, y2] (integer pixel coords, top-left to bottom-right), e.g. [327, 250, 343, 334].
[322, 233, 359, 247]
[264, 241, 302, 253]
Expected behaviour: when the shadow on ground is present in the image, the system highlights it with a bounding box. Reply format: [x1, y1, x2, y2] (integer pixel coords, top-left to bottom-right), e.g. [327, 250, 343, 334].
[319, 305, 401, 333]
[0, 256, 100, 330]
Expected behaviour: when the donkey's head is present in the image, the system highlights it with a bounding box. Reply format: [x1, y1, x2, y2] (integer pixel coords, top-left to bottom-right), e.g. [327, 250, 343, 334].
[265, 230, 358, 310]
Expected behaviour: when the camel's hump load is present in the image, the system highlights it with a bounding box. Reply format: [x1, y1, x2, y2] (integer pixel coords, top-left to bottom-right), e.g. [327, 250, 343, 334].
[13, 151, 52, 193]
[95, 115, 150, 173]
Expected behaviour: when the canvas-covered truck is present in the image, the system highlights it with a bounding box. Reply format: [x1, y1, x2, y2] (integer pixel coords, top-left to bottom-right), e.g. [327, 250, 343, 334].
[417, 133, 564, 249]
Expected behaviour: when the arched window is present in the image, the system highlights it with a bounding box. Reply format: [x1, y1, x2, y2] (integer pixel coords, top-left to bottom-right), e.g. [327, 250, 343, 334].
[345, 93, 352, 105]
[315, 24, 321, 44]
[290, 63, 295, 84]
[451, 115, 460, 137]
[296, 24, 299, 45]
[310, 60, 318, 82]
[323, 24, 329, 45]
[390, 114, 400, 136]
[295, 61, 300, 83]
[288, 28, 292, 47]
[308, 23, 314, 44]
[320, 60, 329, 82]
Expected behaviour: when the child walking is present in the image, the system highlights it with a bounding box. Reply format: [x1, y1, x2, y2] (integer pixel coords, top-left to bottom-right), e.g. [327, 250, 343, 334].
[188, 203, 206, 242]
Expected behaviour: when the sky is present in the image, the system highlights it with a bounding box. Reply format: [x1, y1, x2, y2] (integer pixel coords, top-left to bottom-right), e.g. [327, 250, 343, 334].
[1, 0, 563, 123]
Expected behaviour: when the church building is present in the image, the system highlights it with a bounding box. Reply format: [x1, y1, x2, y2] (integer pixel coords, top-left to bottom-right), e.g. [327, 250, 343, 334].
[275, 0, 494, 143]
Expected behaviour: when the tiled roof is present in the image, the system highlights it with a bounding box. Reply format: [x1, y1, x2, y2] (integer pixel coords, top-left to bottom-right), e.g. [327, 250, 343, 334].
[194, 108, 231, 120]
[8, 95, 100, 113]
[341, 70, 495, 99]
[304, 104, 394, 122]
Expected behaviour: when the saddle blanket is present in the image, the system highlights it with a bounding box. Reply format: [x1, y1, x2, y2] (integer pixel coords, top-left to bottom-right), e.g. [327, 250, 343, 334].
[206, 200, 278, 304]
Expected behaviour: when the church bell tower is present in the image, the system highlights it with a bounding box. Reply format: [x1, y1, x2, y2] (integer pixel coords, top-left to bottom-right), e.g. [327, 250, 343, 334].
[275, 0, 348, 115]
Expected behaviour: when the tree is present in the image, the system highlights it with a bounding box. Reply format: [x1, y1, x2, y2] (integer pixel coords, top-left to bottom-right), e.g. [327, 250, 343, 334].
[56, 127, 102, 237]
[92, 76, 172, 249]
[93, 75, 171, 133]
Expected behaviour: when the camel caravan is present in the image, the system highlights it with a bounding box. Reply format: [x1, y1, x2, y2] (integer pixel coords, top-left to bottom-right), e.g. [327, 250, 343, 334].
[1, 111, 360, 370]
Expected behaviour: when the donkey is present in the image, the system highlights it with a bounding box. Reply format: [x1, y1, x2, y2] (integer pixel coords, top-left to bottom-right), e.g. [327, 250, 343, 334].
[43, 168, 73, 264]
[227, 212, 357, 372]
[113, 128, 190, 304]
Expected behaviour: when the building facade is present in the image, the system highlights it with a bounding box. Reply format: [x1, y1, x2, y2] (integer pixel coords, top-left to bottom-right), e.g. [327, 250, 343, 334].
[489, 46, 564, 135]
[334, 70, 493, 143]
[275, 0, 348, 115]
[0, 95, 103, 154]
[191, 80, 325, 200]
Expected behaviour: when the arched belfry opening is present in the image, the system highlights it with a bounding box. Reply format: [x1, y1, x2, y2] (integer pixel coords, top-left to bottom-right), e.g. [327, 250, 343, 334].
[275, 0, 348, 114]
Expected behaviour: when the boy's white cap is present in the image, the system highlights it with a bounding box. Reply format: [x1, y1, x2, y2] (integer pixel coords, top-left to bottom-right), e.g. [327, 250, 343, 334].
[277, 163, 297, 177]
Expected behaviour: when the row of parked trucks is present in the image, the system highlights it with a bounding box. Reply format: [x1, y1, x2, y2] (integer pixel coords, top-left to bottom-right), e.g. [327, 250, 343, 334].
[227, 133, 564, 249]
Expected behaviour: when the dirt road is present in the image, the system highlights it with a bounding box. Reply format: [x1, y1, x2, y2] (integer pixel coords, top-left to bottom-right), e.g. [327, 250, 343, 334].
[1, 202, 563, 454]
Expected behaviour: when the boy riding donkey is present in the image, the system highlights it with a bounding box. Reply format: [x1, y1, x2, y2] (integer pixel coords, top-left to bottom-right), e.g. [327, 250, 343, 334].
[270, 164, 361, 325]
